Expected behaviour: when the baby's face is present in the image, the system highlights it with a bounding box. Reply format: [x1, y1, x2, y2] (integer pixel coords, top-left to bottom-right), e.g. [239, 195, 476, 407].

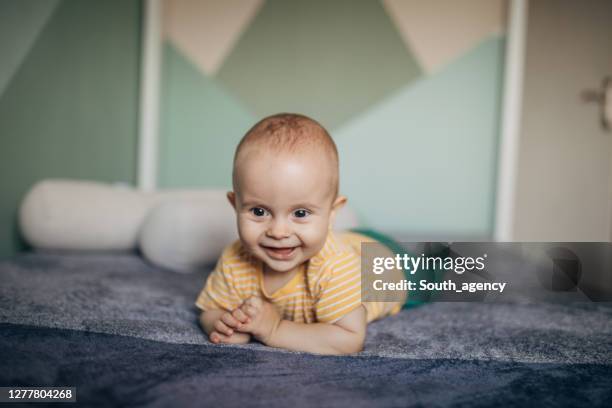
[229, 149, 344, 274]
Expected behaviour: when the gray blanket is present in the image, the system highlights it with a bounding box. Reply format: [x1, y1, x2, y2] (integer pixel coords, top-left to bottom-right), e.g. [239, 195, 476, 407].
[1, 252, 611, 407]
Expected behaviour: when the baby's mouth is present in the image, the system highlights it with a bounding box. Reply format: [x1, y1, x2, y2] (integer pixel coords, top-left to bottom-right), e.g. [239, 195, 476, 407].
[261, 245, 299, 260]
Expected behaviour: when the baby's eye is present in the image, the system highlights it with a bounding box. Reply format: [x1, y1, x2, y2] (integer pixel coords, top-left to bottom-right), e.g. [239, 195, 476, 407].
[293, 209, 310, 218]
[250, 207, 269, 217]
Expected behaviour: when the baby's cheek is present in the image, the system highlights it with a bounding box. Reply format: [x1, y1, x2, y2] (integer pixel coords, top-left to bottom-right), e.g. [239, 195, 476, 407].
[299, 221, 329, 248]
[238, 218, 262, 242]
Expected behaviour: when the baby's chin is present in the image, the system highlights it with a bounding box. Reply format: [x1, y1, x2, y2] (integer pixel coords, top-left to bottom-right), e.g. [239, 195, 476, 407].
[263, 258, 304, 274]
[265, 262, 301, 274]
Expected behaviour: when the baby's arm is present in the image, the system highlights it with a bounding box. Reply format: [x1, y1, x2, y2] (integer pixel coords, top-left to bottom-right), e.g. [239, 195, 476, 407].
[268, 307, 366, 355]
[237, 297, 366, 355]
[199, 309, 252, 344]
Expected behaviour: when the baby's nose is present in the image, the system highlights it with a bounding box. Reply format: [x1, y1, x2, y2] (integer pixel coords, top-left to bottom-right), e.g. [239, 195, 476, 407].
[266, 220, 291, 239]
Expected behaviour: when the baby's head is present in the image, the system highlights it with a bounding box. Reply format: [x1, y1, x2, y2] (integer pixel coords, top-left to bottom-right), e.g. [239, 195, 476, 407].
[228, 113, 346, 274]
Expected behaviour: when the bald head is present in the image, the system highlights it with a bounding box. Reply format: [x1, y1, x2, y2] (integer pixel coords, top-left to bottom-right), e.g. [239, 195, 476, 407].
[233, 113, 339, 199]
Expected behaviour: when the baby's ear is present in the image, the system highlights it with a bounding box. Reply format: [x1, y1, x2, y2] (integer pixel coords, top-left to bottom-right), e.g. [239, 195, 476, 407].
[227, 191, 237, 210]
[332, 195, 347, 211]
[329, 195, 348, 228]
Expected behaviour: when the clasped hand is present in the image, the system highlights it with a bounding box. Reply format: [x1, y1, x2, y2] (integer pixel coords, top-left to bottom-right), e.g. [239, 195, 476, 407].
[210, 296, 281, 345]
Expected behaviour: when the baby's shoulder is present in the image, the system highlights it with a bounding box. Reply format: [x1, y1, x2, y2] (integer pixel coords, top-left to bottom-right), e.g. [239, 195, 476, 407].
[308, 232, 361, 276]
[306, 235, 361, 297]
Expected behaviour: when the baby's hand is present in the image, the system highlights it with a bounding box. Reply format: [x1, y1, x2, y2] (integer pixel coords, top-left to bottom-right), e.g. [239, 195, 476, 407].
[237, 296, 281, 344]
[209, 310, 252, 344]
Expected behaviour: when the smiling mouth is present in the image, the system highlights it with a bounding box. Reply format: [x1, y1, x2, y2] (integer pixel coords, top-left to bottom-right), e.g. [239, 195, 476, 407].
[261, 245, 299, 260]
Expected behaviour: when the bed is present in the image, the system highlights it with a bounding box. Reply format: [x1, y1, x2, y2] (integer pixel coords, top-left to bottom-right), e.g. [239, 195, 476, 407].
[1, 251, 611, 407]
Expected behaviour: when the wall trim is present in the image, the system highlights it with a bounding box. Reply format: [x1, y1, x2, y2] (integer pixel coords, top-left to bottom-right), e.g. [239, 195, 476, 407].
[137, 0, 161, 191]
[494, 0, 528, 241]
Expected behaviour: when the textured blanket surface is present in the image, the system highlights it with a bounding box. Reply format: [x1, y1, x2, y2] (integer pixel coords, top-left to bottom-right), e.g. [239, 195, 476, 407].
[1, 252, 611, 407]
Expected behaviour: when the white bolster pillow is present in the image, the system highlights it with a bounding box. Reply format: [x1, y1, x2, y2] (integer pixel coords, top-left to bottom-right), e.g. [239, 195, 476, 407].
[19, 179, 361, 272]
[19, 179, 148, 251]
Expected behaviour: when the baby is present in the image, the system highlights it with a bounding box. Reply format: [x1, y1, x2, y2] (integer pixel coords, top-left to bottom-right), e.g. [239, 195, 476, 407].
[195, 113, 406, 355]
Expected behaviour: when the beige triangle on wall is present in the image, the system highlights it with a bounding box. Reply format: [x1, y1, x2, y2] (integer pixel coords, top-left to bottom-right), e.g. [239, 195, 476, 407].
[162, 0, 264, 76]
[383, 0, 507, 74]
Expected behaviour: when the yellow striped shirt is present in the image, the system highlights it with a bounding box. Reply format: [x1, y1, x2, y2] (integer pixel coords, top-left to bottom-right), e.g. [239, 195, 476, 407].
[195, 231, 405, 324]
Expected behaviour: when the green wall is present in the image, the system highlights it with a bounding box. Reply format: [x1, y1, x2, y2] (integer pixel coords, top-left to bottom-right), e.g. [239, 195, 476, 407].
[0, 0, 142, 258]
[159, 44, 255, 189]
[159, 0, 505, 239]
[335, 36, 504, 236]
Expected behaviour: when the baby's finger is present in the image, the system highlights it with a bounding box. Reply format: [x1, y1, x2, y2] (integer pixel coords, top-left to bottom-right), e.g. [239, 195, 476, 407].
[221, 312, 241, 328]
[214, 320, 233, 336]
[241, 304, 258, 318]
[245, 296, 263, 307]
[250, 296, 263, 307]
[209, 331, 229, 344]
[231, 308, 250, 324]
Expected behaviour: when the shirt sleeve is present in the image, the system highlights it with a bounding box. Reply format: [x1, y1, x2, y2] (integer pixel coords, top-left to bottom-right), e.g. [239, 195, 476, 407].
[314, 252, 363, 323]
[195, 257, 243, 312]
